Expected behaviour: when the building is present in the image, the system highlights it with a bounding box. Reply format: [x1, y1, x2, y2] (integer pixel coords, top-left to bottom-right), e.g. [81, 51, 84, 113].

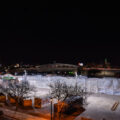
[10, 63, 78, 76]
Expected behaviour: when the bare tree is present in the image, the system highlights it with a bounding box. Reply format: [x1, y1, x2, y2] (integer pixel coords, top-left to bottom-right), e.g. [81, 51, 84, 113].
[49, 80, 87, 119]
[49, 81, 69, 102]
[0, 80, 35, 110]
[49, 80, 86, 102]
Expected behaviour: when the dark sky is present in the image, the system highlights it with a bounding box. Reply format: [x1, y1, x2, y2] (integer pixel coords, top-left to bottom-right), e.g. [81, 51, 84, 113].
[0, 8, 120, 65]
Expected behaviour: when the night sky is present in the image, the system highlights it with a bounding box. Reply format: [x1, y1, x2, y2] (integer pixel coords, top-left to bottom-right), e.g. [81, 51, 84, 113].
[0, 8, 120, 65]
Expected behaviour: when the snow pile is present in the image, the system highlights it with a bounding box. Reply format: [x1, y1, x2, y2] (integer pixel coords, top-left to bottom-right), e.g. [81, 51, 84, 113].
[75, 94, 120, 120]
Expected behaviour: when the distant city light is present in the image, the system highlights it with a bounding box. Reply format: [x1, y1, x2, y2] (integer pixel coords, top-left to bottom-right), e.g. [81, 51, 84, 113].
[14, 64, 20, 68]
[78, 63, 83, 66]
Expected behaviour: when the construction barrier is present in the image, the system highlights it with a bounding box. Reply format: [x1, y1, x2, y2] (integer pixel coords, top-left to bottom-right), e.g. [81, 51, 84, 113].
[54, 102, 67, 113]
[0, 96, 6, 102]
[34, 98, 41, 108]
[23, 99, 32, 107]
[54, 102, 68, 120]
[8, 96, 16, 104]
[80, 117, 93, 120]
[9, 98, 16, 104]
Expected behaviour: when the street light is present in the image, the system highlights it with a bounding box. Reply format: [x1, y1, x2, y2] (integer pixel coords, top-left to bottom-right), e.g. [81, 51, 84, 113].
[78, 62, 84, 67]
[50, 97, 53, 120]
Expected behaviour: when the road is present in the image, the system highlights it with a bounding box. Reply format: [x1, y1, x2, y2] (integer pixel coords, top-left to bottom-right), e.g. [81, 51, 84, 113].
[1, 115, 18, 120]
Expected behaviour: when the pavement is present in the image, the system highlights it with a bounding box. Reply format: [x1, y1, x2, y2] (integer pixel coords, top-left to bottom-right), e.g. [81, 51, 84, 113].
[1, 116, 16, 120]
[0, 107, 48, 120]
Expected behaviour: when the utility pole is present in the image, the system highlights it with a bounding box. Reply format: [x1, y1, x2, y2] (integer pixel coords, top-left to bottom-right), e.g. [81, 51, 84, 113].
[50, 98, 53, 120]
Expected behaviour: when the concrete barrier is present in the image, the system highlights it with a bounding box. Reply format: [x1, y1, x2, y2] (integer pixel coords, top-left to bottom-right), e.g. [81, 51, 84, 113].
[34, 98, 41, 108]
[9, 98, 16, 104]
[23, 100, 32, 107]
[0, 96, 6, 102]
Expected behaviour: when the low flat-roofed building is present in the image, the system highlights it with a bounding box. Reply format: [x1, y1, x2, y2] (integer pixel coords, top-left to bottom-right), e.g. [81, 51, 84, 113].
[9, 63, 78, 76]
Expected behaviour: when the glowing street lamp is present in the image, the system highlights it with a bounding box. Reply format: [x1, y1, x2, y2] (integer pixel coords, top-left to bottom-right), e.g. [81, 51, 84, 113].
[78, 62, 84, 66]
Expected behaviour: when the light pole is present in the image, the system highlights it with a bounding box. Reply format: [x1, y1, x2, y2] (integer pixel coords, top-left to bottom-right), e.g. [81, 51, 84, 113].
[75, 71, 78, 95]
[50, 97, 53, 120]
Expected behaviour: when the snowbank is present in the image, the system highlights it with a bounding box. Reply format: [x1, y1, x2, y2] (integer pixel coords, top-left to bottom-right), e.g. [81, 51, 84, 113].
[75, 93, 120, 120]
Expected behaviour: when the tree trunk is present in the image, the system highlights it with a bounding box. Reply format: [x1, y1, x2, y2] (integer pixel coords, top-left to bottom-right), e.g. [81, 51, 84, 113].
[15, 98, 19, 111]
[16, 101, 18, 111]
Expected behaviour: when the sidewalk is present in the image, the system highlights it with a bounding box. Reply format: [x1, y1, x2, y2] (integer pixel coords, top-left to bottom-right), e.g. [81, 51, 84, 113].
[0, 107, 48, 120]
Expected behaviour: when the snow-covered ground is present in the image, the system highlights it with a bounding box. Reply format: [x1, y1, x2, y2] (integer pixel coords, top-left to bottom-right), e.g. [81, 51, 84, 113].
[1, 74, 120, 119]
[16, 75, 120, 97]
[1, 75, 120, 97]
[75, 93, 120, 120]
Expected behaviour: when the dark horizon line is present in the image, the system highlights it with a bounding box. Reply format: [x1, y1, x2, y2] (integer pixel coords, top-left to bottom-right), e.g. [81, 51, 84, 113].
[1, 61, 120, 67]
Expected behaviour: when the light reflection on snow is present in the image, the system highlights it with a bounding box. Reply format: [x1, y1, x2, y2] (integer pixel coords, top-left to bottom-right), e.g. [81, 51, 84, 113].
[1, 75, 120, 97]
